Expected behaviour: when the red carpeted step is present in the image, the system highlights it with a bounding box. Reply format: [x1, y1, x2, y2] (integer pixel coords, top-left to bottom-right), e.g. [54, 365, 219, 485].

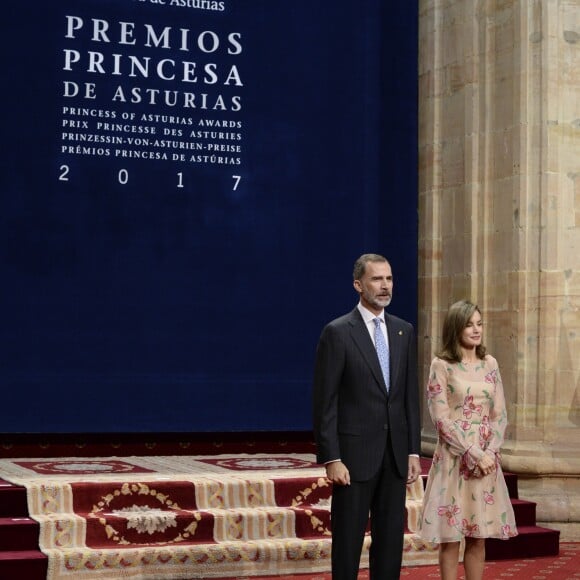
[486, 525, 560, 560]
[79, 504, 334, 548]
[0, 480, 46, 579]
[0, 518, 40, 550]
[0, 550, 48, 580]
[511, 498, 537, 527]
[0, 480, 28, 517]
[0, 456, 563, 576]
[504, 472, 519, 499]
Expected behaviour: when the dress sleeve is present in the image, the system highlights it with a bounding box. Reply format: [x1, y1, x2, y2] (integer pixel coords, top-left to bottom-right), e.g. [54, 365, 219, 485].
[426, 358, 485, 464]
[482, 359, 508, 454]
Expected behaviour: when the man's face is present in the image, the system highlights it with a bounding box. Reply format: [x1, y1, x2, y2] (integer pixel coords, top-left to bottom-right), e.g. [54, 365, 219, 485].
[354, 260, 393, 315]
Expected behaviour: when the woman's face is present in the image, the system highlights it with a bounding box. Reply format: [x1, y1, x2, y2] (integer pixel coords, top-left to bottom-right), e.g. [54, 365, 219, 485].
[460, 310, 483, 349]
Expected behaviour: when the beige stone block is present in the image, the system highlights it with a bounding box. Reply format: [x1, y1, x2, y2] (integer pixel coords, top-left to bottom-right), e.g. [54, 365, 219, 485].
[418, 143, 443, 193]
[441, 140, 465, 188]
[485, 309, 513, 342]
[418, 163, 435, 208]
[546, 122, 580, 175]
[491, 184, 517, 234]
[501, 130, 522, 181]
[518, 476, 580, 523]
[492, 78, 517, 134]
[417, 280, 429, 315]
[483, 341, 508, 370]
[515, 364, 543, 409]
[491, 130, 516, 181]
[442, 90, 466, 136]
[555, 334, 580, 375]
[506, 270, 539, 310]
[552, 523, 580, 543]
[463, 134, 479, 184]
[552, 304, 580, 360]
[422, 277, 443, 312]
[418, 93, 439, 146]
[561, 229, 580, 269]
[504, 419, 544, 443]
[510, 179, 526, 226]
[488, 231, 515, 270]
[440, 187, 456, 236]
[509, 126, 523, 176]
[434, 277, 453, 309]
[559, 179, 578, 223]
[491, 1, 519, 50]
[543, 408, 579, 438]
[451, 235, 476, 278]
[493, 339, 518, 375]
[564, 269, 580, 299]
[418, 309, 438, 343]
[419, 241, 444, 276]
[575, 175, 580, 227]
[539, 270, 569, 303]
[418, 0, 435, 17]
[449, 273, 474, 300]
[558, 38, 579, 84]
[453, 186, 471, 237]
[485, 272, 509, 311]
[419, 345, 436, 376]
[418, 7, 436, 74]
[513, 227, 542, 272]
[430, 67, 449, 99]
[440, 11, 465, 68]
[418, 71, 435, 105]
[445, 62, 470, 96]
[451, 58, 477, 97]
[418, 193, 432, 242]
[541, 370, 580, 424]
[539, 228, 562, 271]
[510, 386, 541, 422]
[441, 238, 462, 276]
[537, 336, 563, 376]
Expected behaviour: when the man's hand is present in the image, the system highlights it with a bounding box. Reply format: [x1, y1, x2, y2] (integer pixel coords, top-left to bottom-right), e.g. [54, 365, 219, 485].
[407, 456, 421, 484]
[326, 461, 351, 486]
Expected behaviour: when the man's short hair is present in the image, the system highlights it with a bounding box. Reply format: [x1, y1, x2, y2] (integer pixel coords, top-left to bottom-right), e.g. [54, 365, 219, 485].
[353, 253, 389, 280]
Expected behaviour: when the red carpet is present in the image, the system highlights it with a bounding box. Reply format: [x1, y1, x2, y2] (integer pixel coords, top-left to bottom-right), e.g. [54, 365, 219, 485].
[0, 452, 567, 579]
[0, 454, 435, 579]
[226, 542, 580, 579]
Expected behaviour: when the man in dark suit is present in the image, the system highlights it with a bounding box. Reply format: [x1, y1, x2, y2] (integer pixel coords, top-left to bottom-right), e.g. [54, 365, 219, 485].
[312, 253, 421, 579]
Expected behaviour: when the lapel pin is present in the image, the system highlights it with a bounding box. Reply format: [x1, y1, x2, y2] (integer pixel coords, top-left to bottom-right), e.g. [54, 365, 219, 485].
[398, 330, 403, 335]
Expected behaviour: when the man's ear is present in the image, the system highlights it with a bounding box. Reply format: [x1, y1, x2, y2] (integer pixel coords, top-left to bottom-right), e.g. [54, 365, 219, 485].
[353, 279, 362, 293]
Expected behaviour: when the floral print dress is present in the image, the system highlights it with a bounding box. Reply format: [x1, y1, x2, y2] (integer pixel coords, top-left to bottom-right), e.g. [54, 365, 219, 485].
[418, 355, 518, 543]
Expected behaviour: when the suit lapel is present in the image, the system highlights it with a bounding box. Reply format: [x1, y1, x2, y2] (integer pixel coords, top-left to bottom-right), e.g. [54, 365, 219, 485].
[385, 313, 402, 391]
[348, 309, 388, 395]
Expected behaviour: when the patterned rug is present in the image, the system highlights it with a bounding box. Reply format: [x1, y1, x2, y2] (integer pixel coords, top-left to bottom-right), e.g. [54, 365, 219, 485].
[233, 542, 580, 579]
[0, 454, 438, 579]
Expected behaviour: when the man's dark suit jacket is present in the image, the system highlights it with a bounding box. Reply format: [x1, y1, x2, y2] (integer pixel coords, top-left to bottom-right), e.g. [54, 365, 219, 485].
[312, 307, 421, 481]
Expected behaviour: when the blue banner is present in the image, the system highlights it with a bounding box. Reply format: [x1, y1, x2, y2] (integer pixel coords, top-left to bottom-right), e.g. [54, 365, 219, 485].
[0, 0, 417, 432]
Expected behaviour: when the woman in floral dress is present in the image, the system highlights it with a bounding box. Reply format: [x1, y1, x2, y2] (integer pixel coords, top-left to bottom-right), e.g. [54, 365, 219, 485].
[419, 300, 517, 580]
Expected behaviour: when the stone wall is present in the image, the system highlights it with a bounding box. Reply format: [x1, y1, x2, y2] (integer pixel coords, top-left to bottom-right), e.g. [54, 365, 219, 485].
[418, 0, 579, 540]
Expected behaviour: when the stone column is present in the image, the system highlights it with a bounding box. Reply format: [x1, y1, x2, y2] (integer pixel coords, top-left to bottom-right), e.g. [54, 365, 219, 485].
[418, 0, 580, 540]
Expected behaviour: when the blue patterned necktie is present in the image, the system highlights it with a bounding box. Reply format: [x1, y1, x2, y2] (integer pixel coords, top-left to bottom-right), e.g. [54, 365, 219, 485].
[373, 317, 390, 392]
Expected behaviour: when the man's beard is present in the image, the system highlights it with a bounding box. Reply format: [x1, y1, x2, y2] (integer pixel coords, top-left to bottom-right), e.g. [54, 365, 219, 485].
[364, 290, 391, 309]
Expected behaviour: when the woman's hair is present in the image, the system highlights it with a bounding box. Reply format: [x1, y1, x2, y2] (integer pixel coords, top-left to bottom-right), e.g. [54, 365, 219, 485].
[436, 299, 487, 363]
